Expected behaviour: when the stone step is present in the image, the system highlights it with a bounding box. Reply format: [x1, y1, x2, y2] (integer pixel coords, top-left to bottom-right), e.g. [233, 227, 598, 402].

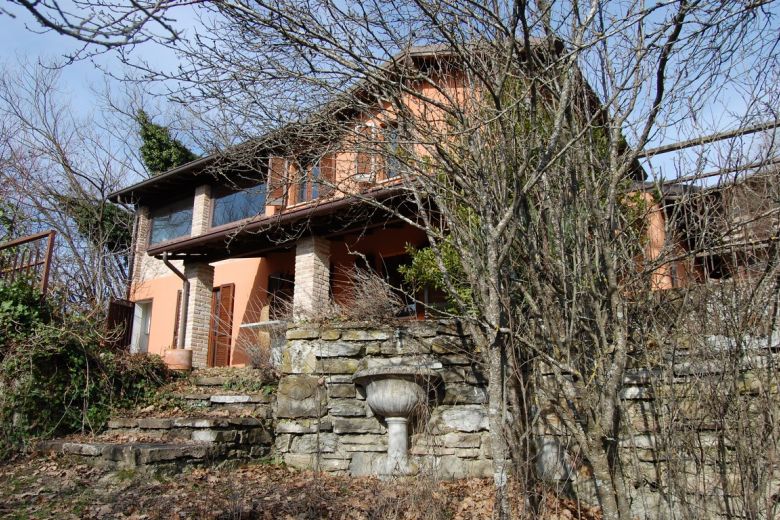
[175, 392, 273, 406]
[35, 439, 267, 473]
[188, 368, 274, 392]
[105, 416, 273, 445]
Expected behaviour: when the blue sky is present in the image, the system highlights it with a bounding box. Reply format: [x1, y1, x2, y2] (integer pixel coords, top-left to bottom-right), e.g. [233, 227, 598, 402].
[0, 3, 197, 116]
[0, 6, 104, 113]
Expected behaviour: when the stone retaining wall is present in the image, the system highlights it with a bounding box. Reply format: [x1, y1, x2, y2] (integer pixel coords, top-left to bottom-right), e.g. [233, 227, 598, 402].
[272, 321, 779, 518]
[274, 320, 494, 478]
[534, 344, 780, 520]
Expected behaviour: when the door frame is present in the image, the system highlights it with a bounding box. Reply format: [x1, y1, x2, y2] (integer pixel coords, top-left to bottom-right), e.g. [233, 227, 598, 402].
[207, 283, 235, 367]
[130, 299, 153, 354]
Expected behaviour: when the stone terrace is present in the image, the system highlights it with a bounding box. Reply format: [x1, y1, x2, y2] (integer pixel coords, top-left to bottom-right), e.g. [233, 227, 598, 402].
[36, 369, 275, 474]
[276, 320, 495, 478]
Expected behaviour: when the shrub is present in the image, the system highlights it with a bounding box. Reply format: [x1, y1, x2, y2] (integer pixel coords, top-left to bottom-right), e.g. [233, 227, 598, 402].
[0, 279, 50, 348]
[0, 280, 172, 458]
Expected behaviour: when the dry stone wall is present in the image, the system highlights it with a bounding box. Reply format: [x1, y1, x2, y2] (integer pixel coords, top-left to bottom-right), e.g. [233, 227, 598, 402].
[274, 320, 494, 478]
[533, 341, 780, 520]
[271, 321, 779, 518]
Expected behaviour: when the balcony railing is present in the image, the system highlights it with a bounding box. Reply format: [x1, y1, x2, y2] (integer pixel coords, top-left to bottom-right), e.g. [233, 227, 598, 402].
[0, 230, 56, 296]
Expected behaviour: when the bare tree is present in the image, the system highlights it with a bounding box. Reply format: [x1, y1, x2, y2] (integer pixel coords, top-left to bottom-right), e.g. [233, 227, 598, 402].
[2, 0, 182, 50]
[0, 61, 137, 312]
[118, 2, 779, 519]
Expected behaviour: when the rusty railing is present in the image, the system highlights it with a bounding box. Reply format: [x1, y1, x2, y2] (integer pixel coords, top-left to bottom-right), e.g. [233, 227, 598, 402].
[0, 230, 56, 296]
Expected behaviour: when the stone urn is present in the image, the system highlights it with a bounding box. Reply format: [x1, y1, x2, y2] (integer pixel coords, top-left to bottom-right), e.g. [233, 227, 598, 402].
[353, 366, 441, 475]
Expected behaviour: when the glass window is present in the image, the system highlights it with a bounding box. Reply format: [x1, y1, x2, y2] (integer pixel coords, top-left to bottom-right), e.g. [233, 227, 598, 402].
[311, 162, 320, 199]
[211, 183, 267, 227]
[355, 125, 377, 181]
[296, 161, 321, 204]
[384, 126, 400, 178]
[297, 169, 307, 203]
[150, 199, 193, 244]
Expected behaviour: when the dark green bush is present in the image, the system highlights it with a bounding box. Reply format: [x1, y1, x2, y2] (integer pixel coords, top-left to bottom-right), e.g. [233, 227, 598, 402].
[0, 279, 50, 346]
[0, 280, 172, 458]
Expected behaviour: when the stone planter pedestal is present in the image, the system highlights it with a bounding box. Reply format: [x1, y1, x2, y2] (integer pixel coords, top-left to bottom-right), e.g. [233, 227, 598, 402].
[353, 366, 441, 475]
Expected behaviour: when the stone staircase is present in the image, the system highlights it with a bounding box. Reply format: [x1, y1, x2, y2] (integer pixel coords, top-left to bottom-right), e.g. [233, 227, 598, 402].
[36, 369, 276, 474]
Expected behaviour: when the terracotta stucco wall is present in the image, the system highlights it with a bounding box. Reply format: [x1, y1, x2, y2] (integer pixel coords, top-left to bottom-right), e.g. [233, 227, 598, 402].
[130, 274, 182, 357]
[131, 258, 270, 364]
[213, 258, 268, 366]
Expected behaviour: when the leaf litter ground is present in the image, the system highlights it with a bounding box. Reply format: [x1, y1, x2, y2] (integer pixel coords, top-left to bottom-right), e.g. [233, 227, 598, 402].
[0, 455, 601, 519]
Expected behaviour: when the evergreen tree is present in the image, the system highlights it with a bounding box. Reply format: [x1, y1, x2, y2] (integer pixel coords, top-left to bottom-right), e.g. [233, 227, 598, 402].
[54, 195, 133, 254]
[136, 110, 197, 175]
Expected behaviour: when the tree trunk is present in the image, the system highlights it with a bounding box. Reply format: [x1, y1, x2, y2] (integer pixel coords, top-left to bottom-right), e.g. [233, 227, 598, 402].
[588, 445, 623, 520]
[487, 334, 512, 519]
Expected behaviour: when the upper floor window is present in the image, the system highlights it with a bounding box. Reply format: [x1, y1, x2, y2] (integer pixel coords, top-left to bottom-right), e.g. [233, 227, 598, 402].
[295, 160, 321, 204]
[383, 125, 401, 179]
[355, 125, 377, 182]
[211, 182, 267, 227]
[355, 123, 401, 181]
[150, 198, 193, 244]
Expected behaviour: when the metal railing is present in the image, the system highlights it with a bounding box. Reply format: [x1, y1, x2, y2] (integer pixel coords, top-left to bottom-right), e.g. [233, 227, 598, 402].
[0, 230, 56, 296]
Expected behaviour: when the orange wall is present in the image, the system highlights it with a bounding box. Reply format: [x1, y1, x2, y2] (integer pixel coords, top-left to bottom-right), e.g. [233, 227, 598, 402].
[213, 258, 267, 366]
[129, 226, 425, 365]
[130, 274, 182, 357]
[640, 194, 695, 290]
[329, 224, 428, 303]
[131, 258, 272, 364]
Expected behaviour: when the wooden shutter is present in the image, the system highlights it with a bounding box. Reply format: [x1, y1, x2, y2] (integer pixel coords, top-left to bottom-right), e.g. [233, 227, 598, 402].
[208, 284, 234, 367]
[172, 290, 182, 347]
[320, 154, 336, 198]
[267, 156, 288, 206]
[105, 298, 135, 350]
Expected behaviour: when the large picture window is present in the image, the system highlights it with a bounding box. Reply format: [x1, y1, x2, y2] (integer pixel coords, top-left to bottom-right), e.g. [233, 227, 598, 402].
[211, 183, 267, 227]
[150, 199, 193, 244]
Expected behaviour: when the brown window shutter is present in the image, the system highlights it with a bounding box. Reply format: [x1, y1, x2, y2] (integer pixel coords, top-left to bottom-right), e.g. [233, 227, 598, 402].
[172, 289, 182, 346]
[267, 156, 288, 205]
[320, 154, 335, 197]
[217, 284, 234, 367]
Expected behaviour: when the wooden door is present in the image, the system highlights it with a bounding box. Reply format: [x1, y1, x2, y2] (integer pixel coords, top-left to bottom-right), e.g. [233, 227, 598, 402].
[208, 284, 234, 367]
[105, 298, 135, 350]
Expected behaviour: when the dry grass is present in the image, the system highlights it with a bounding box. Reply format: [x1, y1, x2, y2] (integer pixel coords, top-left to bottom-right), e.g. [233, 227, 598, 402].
[289, 267, 409, 325]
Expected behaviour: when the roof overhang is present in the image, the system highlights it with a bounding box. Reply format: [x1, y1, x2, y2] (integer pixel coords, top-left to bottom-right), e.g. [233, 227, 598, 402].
[108, 156, 216, 205]
[146, 186, 416, 262]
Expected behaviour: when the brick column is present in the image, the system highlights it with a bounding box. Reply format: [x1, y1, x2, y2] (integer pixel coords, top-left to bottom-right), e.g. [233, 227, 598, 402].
[130, 206, 151, 287]
[293, 236, 331, 320]
[184, 261, 214, 368]
[191, 184, 212, 236]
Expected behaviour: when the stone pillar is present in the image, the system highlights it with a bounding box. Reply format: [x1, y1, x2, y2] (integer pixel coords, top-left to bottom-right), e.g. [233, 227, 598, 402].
[191, 184, 212, 236]
[293, 236, 331, 320]
[184, 261, 214, 368]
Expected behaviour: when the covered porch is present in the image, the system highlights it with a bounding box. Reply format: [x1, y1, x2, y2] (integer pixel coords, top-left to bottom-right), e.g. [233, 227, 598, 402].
[148, 194, 429, 369]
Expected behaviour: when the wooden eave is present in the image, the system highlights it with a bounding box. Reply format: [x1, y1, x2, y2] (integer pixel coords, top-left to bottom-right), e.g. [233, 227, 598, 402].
[146, 186, 415, 262]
